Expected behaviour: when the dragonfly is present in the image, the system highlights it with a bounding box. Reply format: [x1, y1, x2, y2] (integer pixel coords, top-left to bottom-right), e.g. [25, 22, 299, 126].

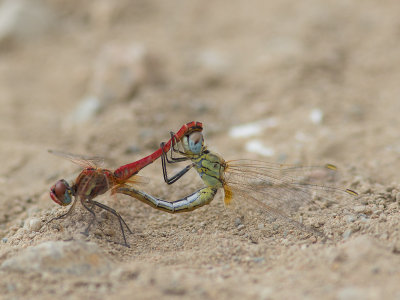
[116, 130, 358, 238]
[48, 121, 203, 247]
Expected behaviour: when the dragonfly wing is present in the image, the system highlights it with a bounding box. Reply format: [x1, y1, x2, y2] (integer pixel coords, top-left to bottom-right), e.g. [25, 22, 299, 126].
[123, 174, 149, 185]
[228, 160, 341, 184]
[226, 161, 355, 210]
[227, 184, 325, 237]
[48, 149, 105, 169]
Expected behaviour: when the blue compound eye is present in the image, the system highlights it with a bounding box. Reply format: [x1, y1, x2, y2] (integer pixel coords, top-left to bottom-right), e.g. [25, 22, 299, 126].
[63, 189, 73, 205]
[188, 132, 204, 154]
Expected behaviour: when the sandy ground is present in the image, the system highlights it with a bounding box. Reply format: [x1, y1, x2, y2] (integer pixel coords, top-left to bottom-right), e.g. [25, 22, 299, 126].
[1, 0, 400, 299]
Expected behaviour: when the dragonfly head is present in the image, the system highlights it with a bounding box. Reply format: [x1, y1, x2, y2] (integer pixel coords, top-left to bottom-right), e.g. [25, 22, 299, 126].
[50, 179, 73, 206]
[183, 131, 204, 155]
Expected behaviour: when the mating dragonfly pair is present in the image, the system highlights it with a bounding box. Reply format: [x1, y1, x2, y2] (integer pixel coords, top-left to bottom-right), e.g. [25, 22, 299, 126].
[49, 121, 357, 247]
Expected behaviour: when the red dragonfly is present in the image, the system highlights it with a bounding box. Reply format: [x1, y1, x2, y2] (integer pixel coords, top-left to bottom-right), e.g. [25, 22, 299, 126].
[48, 121, 203, 247]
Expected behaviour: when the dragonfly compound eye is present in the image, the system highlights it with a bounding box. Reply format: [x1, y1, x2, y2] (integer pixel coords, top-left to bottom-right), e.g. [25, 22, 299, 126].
[188, 131, 204, 154]
[50, 179, 72, 206]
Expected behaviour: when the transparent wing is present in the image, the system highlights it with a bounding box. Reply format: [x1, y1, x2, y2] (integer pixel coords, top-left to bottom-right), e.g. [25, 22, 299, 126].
[224, 160, 357, 237]
[48, 149, 105, 169]
[227, 184, 325, 237]
[225, 160, 356, 212]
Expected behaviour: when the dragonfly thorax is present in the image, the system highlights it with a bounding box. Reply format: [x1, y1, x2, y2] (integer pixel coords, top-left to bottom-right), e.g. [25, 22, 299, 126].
[193, 152, 225, 189]
[75, 170, 111, 201]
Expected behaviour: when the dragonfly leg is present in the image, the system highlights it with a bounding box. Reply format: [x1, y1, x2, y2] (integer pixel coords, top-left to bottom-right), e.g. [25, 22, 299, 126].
[80, 198, 96, 236]
[161, 131, 191, 164]
[161, 144, 195, 184]
[162, 140, 190, 164]
[46, 198, 78, 225]
[170, 131, 188, 156]
[91, 200, 131, 248]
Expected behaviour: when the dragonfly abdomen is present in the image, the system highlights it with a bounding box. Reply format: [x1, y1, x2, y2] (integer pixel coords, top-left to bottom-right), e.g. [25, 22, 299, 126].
[117, 186, 218, 213]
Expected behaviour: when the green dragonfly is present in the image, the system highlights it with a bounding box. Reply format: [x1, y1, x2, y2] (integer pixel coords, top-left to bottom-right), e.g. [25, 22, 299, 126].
[117, 130, 358, 237]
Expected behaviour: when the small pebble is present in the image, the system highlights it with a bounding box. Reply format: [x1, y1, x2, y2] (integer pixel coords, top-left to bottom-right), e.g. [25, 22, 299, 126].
[229, 118, 278, 138]
[234, 218, 242, 227]
[282, 238, 290, 246]
[342, 229, 352, 239]
[67, 96, 102, 124]
[0, 0, 55, 45]
[237, 224, 245, 231]
[354, 205, 373, 215]
[310, 108, 323, 124]
[308, 236, 317, 243]
[344, 215, 356, 223]
[350, 224, 360, 233]
[29, 218, 42, 231]
[353, 205, 366, 213]
[257, 223, 265, 230]
[245, 140, 275, 157]
[252, 257, 264, 263]
[2, 238, 7, 243]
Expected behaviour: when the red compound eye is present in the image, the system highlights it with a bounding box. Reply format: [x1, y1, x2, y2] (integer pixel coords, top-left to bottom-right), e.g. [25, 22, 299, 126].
[50, 179, 71, 206]
[54, 180, 67, 199]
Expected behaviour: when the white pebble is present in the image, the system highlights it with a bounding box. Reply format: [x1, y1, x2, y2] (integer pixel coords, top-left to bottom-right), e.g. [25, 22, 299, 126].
[0, 0, 55, 44]
[310, 108, 323, 124]
[67, 96, 102, 125]
[28, 218, 42, 231]
[245, 140, 275, 157]
[229, 118, 278, 138]
[344, 215, 356, 223]
[342, 229, 352, 239]
[353, 205, 366, 213]
[229, 123, 262, 138]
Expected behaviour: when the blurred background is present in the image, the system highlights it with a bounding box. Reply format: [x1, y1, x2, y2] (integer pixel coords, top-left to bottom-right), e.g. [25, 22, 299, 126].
[2, 0, 400, 232]
[2, 0, 400, 236]
[1, 0, 400, 297]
